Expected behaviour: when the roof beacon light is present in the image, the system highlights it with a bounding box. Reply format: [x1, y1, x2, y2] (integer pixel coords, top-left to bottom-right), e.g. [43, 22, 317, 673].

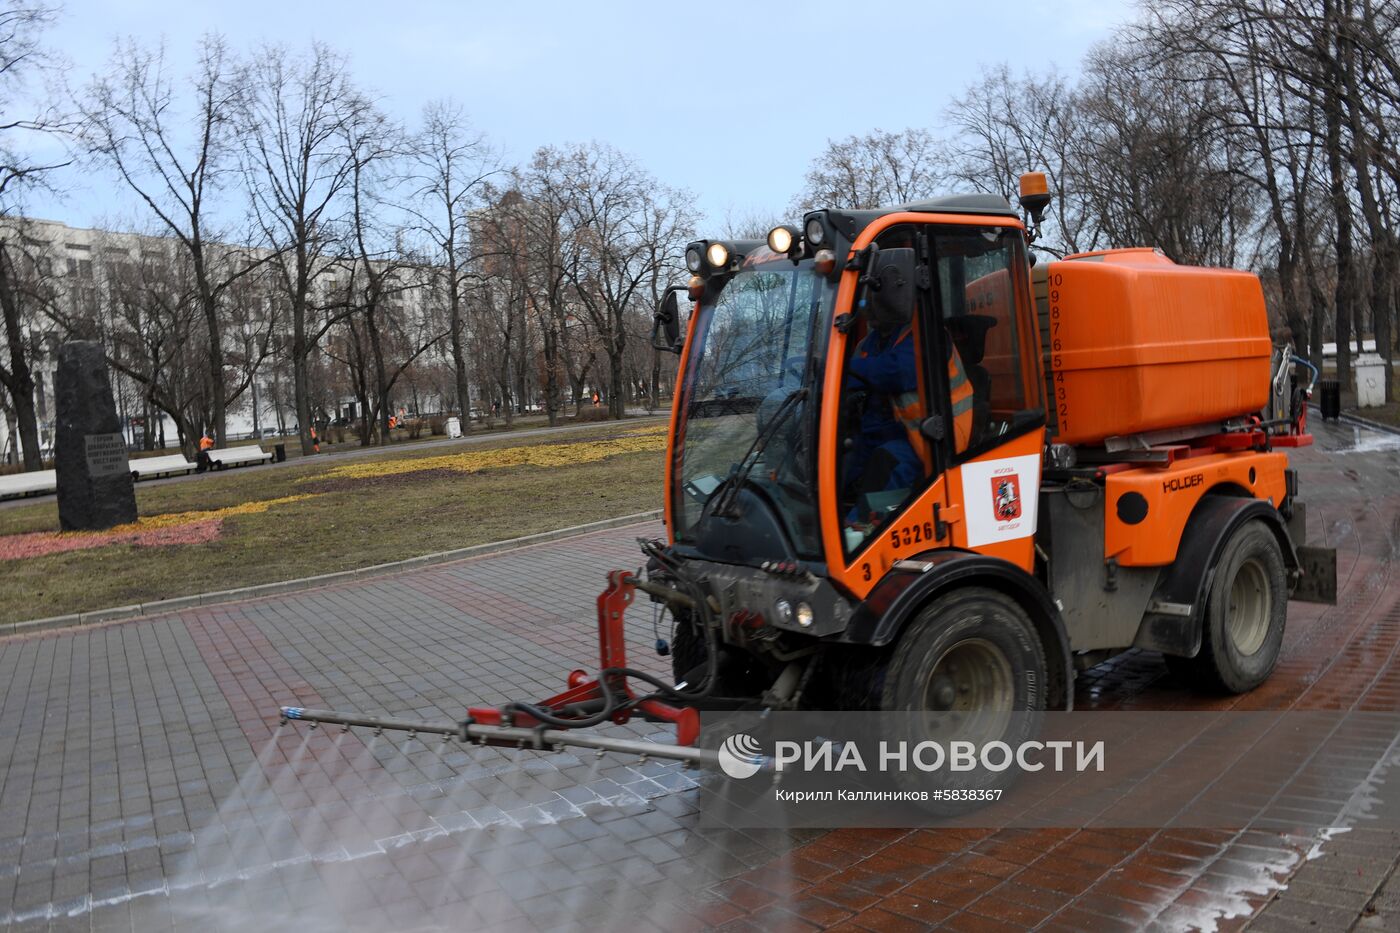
[1018, 171, 1052, 228]
[706, 242, 730, 269]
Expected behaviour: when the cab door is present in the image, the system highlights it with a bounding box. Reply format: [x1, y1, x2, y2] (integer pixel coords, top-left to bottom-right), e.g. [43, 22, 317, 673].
[831, 222, 953, 588]
[928, 225, 1047, 571]
[821, 216, 1046, 596]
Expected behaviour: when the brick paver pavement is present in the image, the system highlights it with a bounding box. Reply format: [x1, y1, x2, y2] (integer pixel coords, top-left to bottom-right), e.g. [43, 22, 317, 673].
[1, 417, 1397, 932]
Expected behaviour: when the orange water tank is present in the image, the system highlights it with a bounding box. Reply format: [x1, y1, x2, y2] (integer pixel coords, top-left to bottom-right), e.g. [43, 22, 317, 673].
[1034, 248, 1272, 446]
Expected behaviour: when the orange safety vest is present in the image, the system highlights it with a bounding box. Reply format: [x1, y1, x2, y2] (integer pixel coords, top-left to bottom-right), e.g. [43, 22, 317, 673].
[946, 343, 974, 453]
[199, 436, 214, 451]
[876, 326, 975, 456]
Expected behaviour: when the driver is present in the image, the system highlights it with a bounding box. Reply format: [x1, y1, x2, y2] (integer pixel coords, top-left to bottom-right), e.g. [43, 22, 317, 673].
[844, 315, 974, 520]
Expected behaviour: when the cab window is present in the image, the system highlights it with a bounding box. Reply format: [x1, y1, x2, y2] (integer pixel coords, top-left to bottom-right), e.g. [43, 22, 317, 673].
[931, 227, 1042, 459]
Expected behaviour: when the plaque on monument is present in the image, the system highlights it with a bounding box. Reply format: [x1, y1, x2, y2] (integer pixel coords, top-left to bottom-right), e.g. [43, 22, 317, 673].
[55, 341, 138, 531]
[84, 433, 129, 478]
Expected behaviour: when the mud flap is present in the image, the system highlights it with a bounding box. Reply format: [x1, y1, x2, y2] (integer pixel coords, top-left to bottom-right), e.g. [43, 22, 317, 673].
[1291, 545, 1337, 604]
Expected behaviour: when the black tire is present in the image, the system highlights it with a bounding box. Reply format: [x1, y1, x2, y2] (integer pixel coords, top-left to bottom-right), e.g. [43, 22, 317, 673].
[880, 587, 1048, 804]
[1162, 652, 1196, 684]
[1175, 519, 1288, 694]
[670, 616, 765, 699]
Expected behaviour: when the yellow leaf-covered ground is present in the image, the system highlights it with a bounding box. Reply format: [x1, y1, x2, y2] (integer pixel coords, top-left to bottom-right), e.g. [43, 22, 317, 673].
[311, 425, 668, 483]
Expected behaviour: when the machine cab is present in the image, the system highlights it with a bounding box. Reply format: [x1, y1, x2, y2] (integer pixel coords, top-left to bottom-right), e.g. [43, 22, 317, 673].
[663, 196, 1047, 603]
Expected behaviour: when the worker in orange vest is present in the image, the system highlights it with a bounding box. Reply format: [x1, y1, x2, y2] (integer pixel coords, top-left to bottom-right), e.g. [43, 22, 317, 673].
[843, 318, 974, 520]
[196, 432, 215, 473]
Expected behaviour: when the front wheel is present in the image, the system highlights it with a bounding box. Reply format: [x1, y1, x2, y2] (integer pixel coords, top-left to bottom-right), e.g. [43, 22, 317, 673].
[880, 587, 1048, 806]
[1171, 519, 1288, 693]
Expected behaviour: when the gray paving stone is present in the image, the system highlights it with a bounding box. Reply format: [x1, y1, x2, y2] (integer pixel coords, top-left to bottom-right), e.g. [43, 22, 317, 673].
[4, 463, 1400, 933]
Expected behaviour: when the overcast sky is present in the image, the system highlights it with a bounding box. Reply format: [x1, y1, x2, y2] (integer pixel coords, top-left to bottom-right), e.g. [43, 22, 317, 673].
[23, 0, 1139, 232]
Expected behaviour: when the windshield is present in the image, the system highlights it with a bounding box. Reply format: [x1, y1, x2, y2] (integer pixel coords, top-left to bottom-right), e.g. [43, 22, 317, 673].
[673, 254, 835, 558]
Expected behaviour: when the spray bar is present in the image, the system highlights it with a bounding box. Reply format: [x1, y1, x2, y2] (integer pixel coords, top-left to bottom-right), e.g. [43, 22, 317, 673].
[279, 706, 719, 768]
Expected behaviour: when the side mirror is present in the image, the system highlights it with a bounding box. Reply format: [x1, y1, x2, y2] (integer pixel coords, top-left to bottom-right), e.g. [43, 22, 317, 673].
[652, 289, 682, 354]
[865, 247, 916, 331]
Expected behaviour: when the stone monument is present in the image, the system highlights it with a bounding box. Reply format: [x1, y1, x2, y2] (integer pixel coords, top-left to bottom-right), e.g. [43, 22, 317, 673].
[55, 341, 137, 531]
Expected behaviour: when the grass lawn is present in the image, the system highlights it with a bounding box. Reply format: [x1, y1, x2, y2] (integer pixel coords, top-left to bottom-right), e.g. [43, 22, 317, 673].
[1350, 400, 1400, 428]
[0, 421, 667, 625]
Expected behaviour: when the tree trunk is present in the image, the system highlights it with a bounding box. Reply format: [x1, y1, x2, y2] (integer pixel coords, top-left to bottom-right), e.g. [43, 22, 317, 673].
[293, 342, 314, 455]
[198, 286, 227, 444]
[366, 304, 392, 445]
[649, 346, 661, 411]
[608, 345, 625, 420]
[1323, 8, 1355, 392]
[1373, 245, 1395, 403]
[0, 245, 43, 471]
[449, 288, 473, 433]
[1275, 259, 1308, 355]
[9, 378, 41, 469]
[542, 327, 560, 427]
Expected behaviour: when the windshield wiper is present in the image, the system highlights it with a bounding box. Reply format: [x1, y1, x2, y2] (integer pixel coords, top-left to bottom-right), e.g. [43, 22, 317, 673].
[710, 387, 809, 518]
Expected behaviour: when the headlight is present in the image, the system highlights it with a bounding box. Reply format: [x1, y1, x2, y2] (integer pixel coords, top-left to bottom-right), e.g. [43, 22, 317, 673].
[804, 217, 825, 247]
[795, 602, 814, 628]
[706, 242, 730, 268]
[767, 225, 797, 254]
[775, 599, 793, 625]
[685, 246, 703, 273]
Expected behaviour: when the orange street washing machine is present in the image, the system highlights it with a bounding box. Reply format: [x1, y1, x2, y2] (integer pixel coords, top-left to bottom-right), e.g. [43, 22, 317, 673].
[280, 172, 1336, 775]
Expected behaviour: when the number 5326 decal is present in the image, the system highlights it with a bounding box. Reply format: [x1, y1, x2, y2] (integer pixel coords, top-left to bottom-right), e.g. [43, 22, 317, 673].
[890, 521, 936, 551]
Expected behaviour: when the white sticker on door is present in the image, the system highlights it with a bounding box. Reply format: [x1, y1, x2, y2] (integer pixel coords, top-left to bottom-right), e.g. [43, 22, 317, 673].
[959, 453, 1041, 547]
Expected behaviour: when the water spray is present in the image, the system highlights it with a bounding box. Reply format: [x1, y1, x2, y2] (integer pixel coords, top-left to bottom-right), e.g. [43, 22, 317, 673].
[275, 571, 717, 769]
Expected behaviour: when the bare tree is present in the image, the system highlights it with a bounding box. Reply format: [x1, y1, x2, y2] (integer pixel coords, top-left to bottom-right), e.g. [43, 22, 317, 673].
[77, 35, 263, 443]
[947, 66, 1098, 256]
[241, 41, 368, 454]
[405, 100, 496, 431]
[0, 4, 66, 469]
[0, 235, 57, 468]
[792, 128, 946, 212]
[1147, 0, 1336, 364]
[97, 241, 208, 452]
[544, 143, 694, 419]
[1067, 37, 1257, 268]
[342, 113, 447, 444]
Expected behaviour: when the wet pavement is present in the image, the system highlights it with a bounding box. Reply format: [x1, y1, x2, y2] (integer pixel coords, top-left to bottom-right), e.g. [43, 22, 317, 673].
[0, 416, 1397, 932]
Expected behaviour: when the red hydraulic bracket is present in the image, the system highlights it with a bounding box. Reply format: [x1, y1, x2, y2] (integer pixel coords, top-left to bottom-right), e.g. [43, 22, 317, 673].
[458, 569, 699, 746]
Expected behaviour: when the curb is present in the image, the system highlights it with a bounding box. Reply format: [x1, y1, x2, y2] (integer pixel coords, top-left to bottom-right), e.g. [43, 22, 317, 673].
[1338, 410, 1400, 437]
[0, 509, 664, 639]
[1308, 401, 1400, 437]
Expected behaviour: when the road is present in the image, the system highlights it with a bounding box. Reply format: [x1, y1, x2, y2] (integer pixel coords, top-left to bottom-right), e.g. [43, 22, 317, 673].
[0, 417, 1397, 931]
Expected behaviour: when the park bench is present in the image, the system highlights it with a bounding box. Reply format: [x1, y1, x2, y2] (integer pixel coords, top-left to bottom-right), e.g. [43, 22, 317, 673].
[130, 454, 197, 481]
[206, 446, 273, 470]
[0, 469, 57, 501]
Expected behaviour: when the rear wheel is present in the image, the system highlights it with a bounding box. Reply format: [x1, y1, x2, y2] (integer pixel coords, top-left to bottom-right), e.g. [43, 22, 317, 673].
[1169, 519, 1288, 694]
[880, 587, 1047, 805]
